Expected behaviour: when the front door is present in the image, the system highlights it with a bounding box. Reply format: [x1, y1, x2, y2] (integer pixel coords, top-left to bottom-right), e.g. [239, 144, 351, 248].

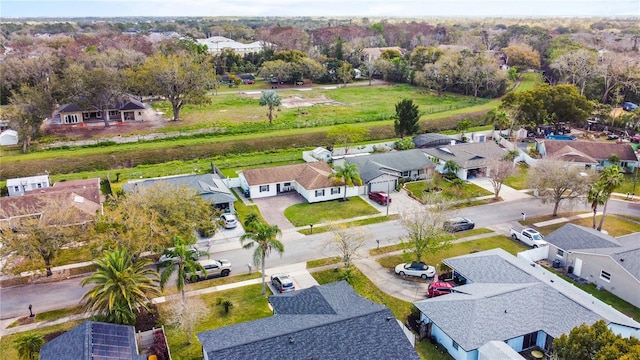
[276, 184, 281, 193]
[573, 258, 583, 277]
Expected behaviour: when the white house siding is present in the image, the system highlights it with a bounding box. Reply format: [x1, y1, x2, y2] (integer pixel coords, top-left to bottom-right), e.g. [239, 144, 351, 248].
[121, 110, 143, 121]
[421, 315, 477, 360]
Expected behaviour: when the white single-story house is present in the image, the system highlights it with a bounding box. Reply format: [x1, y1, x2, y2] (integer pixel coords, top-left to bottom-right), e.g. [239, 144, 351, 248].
[544, 223, 640, 308]
[196, 36, 269, 55]
[311, 147, 332, 162]
[421, 141, 508, 180]
[53, 96, 145, 125]
[6, 174, 50, 196]
[122, 173, 236, 213]
[0, 129, 19, 146]
[344, 149, 435, 193]
[239, 162, 359, 203]
[414, 249, 640, 360]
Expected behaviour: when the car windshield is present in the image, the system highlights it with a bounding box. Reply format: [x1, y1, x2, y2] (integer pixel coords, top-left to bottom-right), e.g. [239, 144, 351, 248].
[532, 233, 543, 240]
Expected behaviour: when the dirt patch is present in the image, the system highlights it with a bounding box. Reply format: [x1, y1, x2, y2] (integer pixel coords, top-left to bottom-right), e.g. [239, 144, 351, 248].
[240, 92, 344, 109]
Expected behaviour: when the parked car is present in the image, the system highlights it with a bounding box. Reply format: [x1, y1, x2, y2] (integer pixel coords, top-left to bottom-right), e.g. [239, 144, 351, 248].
[368, 191, 391, 205]
[395, 262, 436, 279]
[427, 281, 454, 298]
[185, 259, 232, 282]
[607, 133, 620, 140]
[623, 102, 638, 112]
[270, 273, 296, 293]
[295, 80, 304, 85]
[632, 135, 640, 143]
[158, 246, 199, 264]
[244, 80, 255, 85]
[220, 213, 238, 229]
[510, 227, 548, 248]
[444, 217, 475, 232]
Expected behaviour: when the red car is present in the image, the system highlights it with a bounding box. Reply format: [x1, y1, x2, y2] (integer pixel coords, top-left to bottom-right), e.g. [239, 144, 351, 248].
[368, 191, 391, 205]
[427, 281, 454, 298]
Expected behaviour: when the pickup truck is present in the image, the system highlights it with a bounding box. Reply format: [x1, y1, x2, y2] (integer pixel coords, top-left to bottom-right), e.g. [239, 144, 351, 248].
[510, 227, 548, 248]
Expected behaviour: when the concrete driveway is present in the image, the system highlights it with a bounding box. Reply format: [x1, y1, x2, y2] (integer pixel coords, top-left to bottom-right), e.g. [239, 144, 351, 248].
[251, 193, 306, 230]
[364, 188, 421, 215]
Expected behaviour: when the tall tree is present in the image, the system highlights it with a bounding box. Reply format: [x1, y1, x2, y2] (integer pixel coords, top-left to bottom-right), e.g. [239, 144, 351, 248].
[597, 165, 625, 231]
[326, 223, 369, 269]
[528, 159, 594, 216]
[456, 119, 472, 142]
[159, 236, 206, 303]
[394, 98, 420, 138]
[443, 160, 461, 178]
[15, 333, 45, 360]
[9, 83, 55, 153]
[553, 320, 640, 360]
[329, 163, 363, 201]
[239, 222, 284, 295]
[588, 181, 608, 229]
[399, 195, 453, 263]
[134, 52, 213, 121]
[259, 91, 282, 126]
[81, 248, 160, 325]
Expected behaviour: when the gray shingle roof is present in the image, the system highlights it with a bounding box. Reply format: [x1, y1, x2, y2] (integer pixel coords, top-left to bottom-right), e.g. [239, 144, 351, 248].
[544, 223, 621, 251]
[345, 149, 435, 182]
[197, 281, 420, 360]
[613, 248, 640, 280]
[413, 133, 458, 148]
[421, 141, 507, 169]
[415, 249, 640, 352]
[122, 173, 236, 205]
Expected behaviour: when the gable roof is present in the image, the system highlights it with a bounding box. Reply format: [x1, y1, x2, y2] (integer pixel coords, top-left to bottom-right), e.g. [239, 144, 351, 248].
[544, 223, 621, 251]
[0, 178, 102, 222]
[122, 173, 236, 205]
[421, 141, 507, 169]
[197, 281, 420, 360]
[541, 140, 638, 162]
[39, 321, 144, 360]
[241, 162, 335, 190]
[345, 149, 435, 182]
[414, 249, 640, 352]
[57, 96, 145, 114]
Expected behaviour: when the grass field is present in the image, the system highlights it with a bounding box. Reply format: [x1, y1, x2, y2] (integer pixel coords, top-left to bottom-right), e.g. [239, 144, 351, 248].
[404, 178, 493, 201]
[284, 196, 379, 227]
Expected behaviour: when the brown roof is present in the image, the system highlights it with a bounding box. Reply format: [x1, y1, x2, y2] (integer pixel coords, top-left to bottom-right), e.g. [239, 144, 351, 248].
[542, 140, 638, 162]
[0, 178, 102, 222]
[241, 162, 335, 190]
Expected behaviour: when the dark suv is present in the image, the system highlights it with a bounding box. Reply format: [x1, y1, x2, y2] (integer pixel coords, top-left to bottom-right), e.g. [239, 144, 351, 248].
[444, 217, 475, 232]
[368, 191, 391, 205]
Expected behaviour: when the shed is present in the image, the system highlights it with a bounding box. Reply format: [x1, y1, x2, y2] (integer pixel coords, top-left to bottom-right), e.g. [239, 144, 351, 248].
[0, 129, 19, 146]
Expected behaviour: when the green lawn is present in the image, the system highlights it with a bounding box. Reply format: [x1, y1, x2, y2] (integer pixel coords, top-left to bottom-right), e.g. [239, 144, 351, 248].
[503, 163, 530, 190]
[404, 178, 493, 202]
[370, 228, 494, 256]
[298, 214, 399, 235]
[0, 321, 84, 360]
[377, 236, 529, 269]
[284, 196, 379, 227]
[535, 215, 640, 237]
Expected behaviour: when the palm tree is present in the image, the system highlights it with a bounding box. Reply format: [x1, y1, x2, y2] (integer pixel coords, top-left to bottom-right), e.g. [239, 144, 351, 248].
[587, 181, 607, 229]
[243, 212, 260, 233]
[597, 165, 625, 231]
[15, 333, 45, 360]
[239, 222, 284, 295]
[81, 248, 160, 325]
[259, 91, 282, 125]
[159, 236, 205, 303]
[329, 163, 363, 200]
[443, 160, 461, 179]
[456, 119, 472, 142]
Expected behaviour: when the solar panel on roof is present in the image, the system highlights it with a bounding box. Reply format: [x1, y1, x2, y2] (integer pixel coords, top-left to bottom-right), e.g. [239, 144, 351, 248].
[91, 322, 135, 360]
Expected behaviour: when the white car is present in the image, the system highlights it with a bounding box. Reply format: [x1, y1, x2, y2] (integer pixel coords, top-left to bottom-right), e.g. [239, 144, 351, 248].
[220, 213, 238, 229]
[395, 262, 437, 279]
[158, 246, 199, 264]
[270, 273, 296, 293]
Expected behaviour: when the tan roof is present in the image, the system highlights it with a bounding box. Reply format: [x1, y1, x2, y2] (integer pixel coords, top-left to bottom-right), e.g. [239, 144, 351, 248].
[542, 140, 637, 162]
[241, 162, 335, 190]
[0, 178, 102, 222]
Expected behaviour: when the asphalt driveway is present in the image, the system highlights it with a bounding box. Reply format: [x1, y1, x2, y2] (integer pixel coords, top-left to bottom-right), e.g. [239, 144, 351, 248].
[251, 193, 306, 230]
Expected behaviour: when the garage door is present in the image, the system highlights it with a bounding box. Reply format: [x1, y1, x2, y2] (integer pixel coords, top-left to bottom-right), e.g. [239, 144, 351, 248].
[368, 180, 395, 193]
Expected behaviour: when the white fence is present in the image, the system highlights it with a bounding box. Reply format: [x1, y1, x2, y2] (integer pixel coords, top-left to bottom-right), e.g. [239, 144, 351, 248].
[517, 246, 549, 263]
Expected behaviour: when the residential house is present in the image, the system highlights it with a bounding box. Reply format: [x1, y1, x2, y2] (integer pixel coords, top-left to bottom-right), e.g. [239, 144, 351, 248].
[421, 141, 508, 180]
[344, 149, 435, 193]
[123, 173, 236, 213]
[544, 223, 640, 308]
[54, 96, 146, 125]
[361, 46, 404, 62]
[0, 178, 103, 224]
[6, 175, 50, 196]
[197, 281, 420, 360]
[413, 133, 459, 149]
[197, 36, 267, 55]
[536, 140, 638, 172]
[239, 162, 355, 203]
[39, 321, 170, 360]
[414, 249, 640, 360]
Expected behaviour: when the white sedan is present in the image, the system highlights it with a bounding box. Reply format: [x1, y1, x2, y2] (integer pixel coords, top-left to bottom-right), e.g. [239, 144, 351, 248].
[395, 262, 437, 279]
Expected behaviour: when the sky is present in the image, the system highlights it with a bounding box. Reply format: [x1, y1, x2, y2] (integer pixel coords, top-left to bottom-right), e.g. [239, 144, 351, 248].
[1, 0, 639, 18]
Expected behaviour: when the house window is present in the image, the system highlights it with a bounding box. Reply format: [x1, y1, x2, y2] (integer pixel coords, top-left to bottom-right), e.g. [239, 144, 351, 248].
[259, 185, 269, 192]
[556, 249, 564, 257]
[37, 183, 42, 188]
[315, 189, 325, 197]
[109, 111, 118, 117]
[331, 188, 340, 195]
[600, 270, 611, 282]
[13, 186, 20, 192]
[402, 171, 410, 177]
[522, 331, 538, 349]
[452, 340, 459, 350]
[64, 114, 79, 124]
[83, 113, 90, 119]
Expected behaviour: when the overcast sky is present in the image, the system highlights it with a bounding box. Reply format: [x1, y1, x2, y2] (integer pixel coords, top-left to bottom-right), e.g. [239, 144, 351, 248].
[2, 0, 639, 18]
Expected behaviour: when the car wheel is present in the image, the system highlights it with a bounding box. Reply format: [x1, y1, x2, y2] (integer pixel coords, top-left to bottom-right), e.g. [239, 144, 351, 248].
[421, 274, 428, 279]
[511, 234, 518, 240]
[221, 269, 230, 277]
[399, 271, 405, 276]
[533, 245, 538, 249]
[378, 200, 383, 205]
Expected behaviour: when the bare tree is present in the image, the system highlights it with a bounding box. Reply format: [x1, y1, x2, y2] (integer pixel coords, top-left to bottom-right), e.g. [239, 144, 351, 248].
[528, 159, 594, 216]
[325, 223, 369, 269]
[165, 297, 208, 345]
[398, 194, 454, 263]
[488, 159, 518, 200]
